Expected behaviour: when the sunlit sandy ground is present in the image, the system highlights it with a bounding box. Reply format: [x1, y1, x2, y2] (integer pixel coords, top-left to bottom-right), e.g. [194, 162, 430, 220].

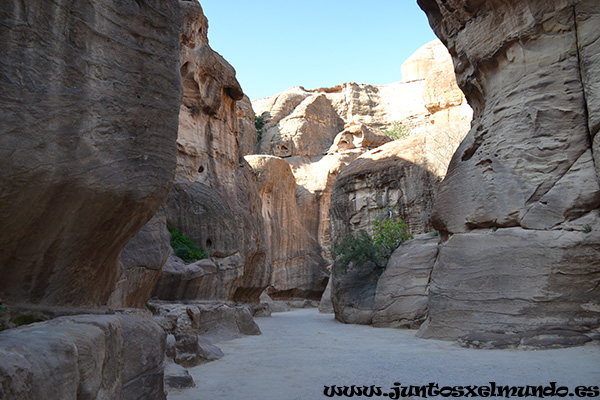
[168, 308, 600, 400]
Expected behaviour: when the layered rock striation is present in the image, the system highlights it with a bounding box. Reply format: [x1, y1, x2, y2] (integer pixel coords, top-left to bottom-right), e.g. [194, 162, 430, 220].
[416, 0, 600, 346]
[0, 0, 182, 308]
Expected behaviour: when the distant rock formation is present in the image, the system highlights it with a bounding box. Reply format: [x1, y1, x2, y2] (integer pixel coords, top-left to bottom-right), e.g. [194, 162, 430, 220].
[158, 1, 270, 303]
[414, 0, 600, 347]
[253, 40, 471, 301]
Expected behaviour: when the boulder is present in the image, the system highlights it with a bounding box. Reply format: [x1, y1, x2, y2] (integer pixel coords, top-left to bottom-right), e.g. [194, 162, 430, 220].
[0, 0, 181, 307]
[318, 278, 334, 314]
[164, 361, 195, 390]
[331, 261, 381, 325]
[151, 256, 218, 301]
[417, 0, 600, 344]
[372, 234, 439, 328]
[0, 314, 166, 400]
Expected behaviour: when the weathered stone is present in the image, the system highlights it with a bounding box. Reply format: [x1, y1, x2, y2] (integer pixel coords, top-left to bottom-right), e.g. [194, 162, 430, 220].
[0, 314, 165, 400]
[163, 181, 269, 302]
[331, 261, 381, 325]
[164, 361, 195, 390]
[109, 208, 172, 308]
[246, 155, 328, 300]
[318, 278, 334, 314]
[152, 256, 218, 301]
[372, 234, 438, 328]
[237, 95, 259, 156]
[171, 333, 224, 367]
[330, 138, 442, 241]
[258, 94, 345, 158]
[149, 302, 261, 345]
[327, 123, 391, 154]
[417, 0, 600, 344]
[418, 228, 600, 342]
[168, 1, 269, 303]
[0, 0, 181, 307]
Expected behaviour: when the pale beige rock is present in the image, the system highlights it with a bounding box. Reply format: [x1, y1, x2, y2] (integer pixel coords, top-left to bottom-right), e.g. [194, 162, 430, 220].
[0, 0, 181, 307]
[245, 155, 328, 299]
[418, 0, 600, 344]
[418, 228, 600, 347]
[327, 123, 391, 154]
[165, 2, 269, 303]
[237, 95, 259, 156]
[258, 94, 344, 157]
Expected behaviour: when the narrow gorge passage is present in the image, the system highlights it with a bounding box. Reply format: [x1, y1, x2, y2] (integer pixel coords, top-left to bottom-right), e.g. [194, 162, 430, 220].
[168, 309, 600, 400]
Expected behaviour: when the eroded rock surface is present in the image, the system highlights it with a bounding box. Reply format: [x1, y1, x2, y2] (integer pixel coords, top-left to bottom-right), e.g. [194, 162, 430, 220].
[0, 314, 166, 400]
[417, 0, 600, 344]
[0, 0, 182, 307]
[245, 155, 328, 299]
[162, 1, 269, 303]
[372, 234, 439, 329]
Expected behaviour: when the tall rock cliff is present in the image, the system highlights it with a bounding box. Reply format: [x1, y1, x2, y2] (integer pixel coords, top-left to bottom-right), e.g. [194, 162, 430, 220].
[417, 0, 600, 346]
[159, 1, 270, 303]
[0, 0, 182, 307]
[252, 39, 472, 302]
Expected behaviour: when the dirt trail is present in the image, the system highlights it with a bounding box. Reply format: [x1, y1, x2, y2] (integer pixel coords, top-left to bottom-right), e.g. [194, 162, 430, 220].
[168, 308, 600, 400]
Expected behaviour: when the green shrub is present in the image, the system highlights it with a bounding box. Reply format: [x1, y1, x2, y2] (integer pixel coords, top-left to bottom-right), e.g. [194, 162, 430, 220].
[255, 115, 264, 142]
[168, 226, 207, 263]
[331, 217, 413, 273]
[384, 121, 410, 140]
[584, 224, 593, 233]
[330, 230, 379, 273]
[10, 315, 43, 327]
[372, 218, 413, 263]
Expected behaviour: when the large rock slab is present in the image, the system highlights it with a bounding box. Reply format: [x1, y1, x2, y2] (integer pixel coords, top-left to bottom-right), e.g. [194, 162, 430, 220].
[372, 234, 438, 329]
[417, 0, 600, 344]
[0, 0, 181, 307]
[418, 228, 600, 347]
[0, 314, 166, 400]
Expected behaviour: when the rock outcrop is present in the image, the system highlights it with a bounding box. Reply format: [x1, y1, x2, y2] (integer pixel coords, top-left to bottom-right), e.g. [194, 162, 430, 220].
[416, 0, 600, 346]
[0, 313, 166, 400]
[109, 208, 172, 308]
[0, 0, 182, 308]
[246, 155, 328, 299]
[252, 40, 472, 302]
[372, 234, 439, 328]
[161, 1, 269, 303]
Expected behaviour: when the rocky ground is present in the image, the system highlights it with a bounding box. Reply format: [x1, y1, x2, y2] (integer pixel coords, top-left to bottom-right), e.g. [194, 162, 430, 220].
[167, 309, 600, 400]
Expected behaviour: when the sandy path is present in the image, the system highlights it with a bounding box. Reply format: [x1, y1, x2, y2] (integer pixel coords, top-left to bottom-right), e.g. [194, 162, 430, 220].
[168, 308, 600, 400]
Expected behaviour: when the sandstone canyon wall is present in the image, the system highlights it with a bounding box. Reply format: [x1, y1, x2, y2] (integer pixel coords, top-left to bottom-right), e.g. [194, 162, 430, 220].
[157, 1, 270, 303]
[416, 0, 600, 346]
[0, 0, 184, 398]
[253, 40, 472, 301]
[0, 0, 182, 308]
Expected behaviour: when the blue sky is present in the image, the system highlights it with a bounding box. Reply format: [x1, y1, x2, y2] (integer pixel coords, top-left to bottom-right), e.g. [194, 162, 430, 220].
[199, 1, 438, 100]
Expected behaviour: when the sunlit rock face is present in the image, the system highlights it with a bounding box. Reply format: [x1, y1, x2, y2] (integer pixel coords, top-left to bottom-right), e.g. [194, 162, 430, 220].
[161, 1, 270, 303]
[417, 0, 600, 346]
[254, 39, 472, 302]
[0, 0, 182, 307]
